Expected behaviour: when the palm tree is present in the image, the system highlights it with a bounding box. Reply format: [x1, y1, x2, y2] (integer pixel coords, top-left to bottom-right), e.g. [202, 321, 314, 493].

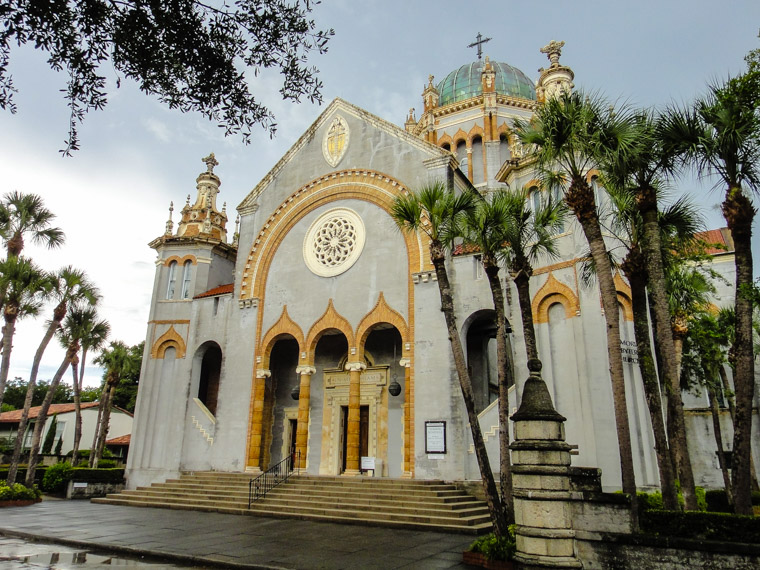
[391, 181, 509, 537]
[24, 314, 85, 486]
[600, 107, 700, 510]
[91, 341, 140, 468]
[498, 188, 565, 364]
[659, 73, 760, 514]
[0, 256, 51, 411]
[0, 191, 65, 257]
[604, 181, 701, 511]
[514, 91, 639, 512]
[70, 311, 110, 466]
[6, 267, 98, 484]
[462, 189, 519, 525]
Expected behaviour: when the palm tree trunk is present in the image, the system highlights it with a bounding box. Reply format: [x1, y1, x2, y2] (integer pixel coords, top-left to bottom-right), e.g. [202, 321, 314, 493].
[638, 189, 698, 510]
[89, 387, 108, 467]
[485, 261, 515, 525]
[724, 188, 756, 515]
[512, 269, 538, 362]
[7, 315, 62, 484]
[625, 259, 679, 510]
[0, 313, 18, 411]
[431, 241, 508, 537]
[25, 352, 73, 487]
[566, 179, 637, 523]
[706, 379, 734, 508]
[718, 365, 759, 492]
[93, 384, 114, 468]
[71, 356, 83, 466]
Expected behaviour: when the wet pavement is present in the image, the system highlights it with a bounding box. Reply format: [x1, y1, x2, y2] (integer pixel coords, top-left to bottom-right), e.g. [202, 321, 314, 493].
[0, 500, 478, 569]
[0, 535, 190, 568]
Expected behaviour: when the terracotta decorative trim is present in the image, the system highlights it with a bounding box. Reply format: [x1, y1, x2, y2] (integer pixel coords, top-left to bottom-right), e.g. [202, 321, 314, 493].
[150, 325, 187, 359]
[532, 273, 580, 323]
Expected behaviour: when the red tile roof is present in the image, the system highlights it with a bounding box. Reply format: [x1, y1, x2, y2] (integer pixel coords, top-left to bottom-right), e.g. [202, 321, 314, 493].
[0, 402, 133, 422]
[0, 402, 101, 422]
[452, 243, 481, 256]
[194, 283, 234, 299]
[694, 228, 733, 254]
[106, 434, 131, 446]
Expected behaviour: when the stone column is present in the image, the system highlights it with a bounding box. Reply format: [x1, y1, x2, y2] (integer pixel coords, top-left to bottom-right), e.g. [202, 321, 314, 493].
[344, 361, 366, 476]
[295, 365, 316, 469]
[399, 357, 412, 477]
[246, 368, 270, 474]
[510, 359, 581, 569]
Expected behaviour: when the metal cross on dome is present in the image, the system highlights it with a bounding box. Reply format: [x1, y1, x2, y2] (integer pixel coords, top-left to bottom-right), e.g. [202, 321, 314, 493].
[468, 33, 491, 60]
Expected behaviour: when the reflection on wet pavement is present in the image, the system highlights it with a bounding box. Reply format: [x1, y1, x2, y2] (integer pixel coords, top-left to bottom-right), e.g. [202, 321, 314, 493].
[0, 537, 191, 569]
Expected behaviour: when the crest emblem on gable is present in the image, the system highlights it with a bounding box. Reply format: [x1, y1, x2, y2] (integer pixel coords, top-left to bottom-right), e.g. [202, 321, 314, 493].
[322, 115, 349, 167]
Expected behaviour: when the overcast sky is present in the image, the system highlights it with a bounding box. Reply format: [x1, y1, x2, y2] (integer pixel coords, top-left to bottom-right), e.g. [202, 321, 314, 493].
[0, 0, 758, 388]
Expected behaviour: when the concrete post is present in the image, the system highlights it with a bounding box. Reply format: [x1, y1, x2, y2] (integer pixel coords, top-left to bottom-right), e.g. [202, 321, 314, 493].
[295, 365, 316, 469]
[510, 359, 581, 569]
[344, 361, 366, 476]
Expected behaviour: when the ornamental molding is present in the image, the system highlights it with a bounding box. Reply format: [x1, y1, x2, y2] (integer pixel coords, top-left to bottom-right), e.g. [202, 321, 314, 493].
[303, 207, 366, 277]
[345, 362, 367, 372]
[255, 369, 272, 379]
[296, 365, 317, 375]
[412, 271, 438, 284]
[322, 115, 349, 167]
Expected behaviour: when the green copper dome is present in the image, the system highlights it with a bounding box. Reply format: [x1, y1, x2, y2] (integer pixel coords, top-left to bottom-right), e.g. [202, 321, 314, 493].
[437, 60, 536, 106]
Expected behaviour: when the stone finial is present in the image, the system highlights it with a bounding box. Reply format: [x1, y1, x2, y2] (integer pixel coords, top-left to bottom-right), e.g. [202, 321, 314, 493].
[407, 108, 415, 121]
[541, 40, 565, 67]
[428, 75, 434, 88]
[232, 214, 240, 248]
[202, 152, 219, 173]
[185, 194, 191, 207]
[164, 201, 174, 236]
[511, 358, 566, 422]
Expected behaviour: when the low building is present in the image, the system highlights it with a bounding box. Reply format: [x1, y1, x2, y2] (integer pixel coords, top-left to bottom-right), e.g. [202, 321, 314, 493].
[0, 402, 133, 459]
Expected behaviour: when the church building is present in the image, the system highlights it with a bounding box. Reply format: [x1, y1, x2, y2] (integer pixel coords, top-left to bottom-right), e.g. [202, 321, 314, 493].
[126, 40, 748, 493]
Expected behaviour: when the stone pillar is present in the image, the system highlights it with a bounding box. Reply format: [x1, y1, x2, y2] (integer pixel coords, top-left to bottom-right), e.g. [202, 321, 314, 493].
[295, 365, 315, 469]
[510, 359, 581, 569]
[400, 358, 412, 477]
[246, 368, 271, 474]
[344, 361, 366, 476]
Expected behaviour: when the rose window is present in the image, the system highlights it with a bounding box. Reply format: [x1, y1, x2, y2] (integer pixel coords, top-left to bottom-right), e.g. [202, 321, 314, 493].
[303, 208, 365, 277]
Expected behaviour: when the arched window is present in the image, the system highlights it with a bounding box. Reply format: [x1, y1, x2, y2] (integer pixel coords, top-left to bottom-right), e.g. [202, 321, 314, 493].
[471, 136, 484, 185]
[456, 140, 467, 170]
[530, 186, 541, 213]
[181, 260, 192, 299]
[166, 261, 177, 299]
[499, 133, 510, 165]
[441, 142, 451, 152]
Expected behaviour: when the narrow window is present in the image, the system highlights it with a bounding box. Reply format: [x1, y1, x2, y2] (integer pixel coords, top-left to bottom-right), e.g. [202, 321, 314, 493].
[474, 254, 483, 280]
[166, 261, 177, 299]
[530, 187, 541, 212]
[181, 260, 192, 299]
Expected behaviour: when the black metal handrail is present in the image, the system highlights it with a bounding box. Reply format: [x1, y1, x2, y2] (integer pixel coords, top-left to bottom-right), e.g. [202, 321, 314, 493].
[248, 451, 300, 508]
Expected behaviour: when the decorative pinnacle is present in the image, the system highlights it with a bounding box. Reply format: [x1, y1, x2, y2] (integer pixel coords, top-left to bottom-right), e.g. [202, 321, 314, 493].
[202, 152, 219, 173]
[427, 75, 435, 88]
[540, 40, 565, 67]
[165, 201, 174, 236]
[468, 32, 492, 60]
[185, 194, 191, 207]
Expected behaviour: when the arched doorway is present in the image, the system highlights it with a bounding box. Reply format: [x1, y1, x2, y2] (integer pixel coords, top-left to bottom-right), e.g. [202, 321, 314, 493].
[196, 343, 222, 416]
[262, 336, 300, 469]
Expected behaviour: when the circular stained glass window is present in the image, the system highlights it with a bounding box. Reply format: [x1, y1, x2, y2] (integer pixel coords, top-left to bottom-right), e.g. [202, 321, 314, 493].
[303, 208, 365, 277]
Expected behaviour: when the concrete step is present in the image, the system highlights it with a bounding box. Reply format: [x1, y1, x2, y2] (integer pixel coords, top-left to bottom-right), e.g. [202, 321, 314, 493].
[94, 471, 493, 534]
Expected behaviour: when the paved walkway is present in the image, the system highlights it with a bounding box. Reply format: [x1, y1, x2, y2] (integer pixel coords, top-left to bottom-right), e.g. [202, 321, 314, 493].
[0, 500, 478, 569]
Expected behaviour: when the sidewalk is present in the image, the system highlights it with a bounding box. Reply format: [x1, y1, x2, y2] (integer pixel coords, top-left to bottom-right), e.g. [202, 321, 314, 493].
[0, 499, 477, 569]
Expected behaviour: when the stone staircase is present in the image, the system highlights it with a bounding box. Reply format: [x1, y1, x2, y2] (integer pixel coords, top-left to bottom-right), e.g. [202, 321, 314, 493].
[92, 472, 492, 534]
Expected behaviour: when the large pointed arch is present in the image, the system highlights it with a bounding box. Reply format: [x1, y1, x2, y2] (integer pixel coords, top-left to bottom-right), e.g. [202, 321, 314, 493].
[304, 299, 355, 361]
[356, 292, 410, 352]
[259, 306, 306, 369]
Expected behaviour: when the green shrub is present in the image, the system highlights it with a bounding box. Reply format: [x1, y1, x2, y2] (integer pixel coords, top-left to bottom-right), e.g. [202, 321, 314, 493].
[96, 459, 117, 469]
[66, 449, 113, 459]
[695, 486, 707, 512]
[41, 462, 74, 493]
[637, 491, 663, 511]
[0, 467, 48, 485]
[704, 489, 760, 513]
[468, 526, 516, 561]
[641, 509, 760, 543]
[0, 482, 41, 501]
